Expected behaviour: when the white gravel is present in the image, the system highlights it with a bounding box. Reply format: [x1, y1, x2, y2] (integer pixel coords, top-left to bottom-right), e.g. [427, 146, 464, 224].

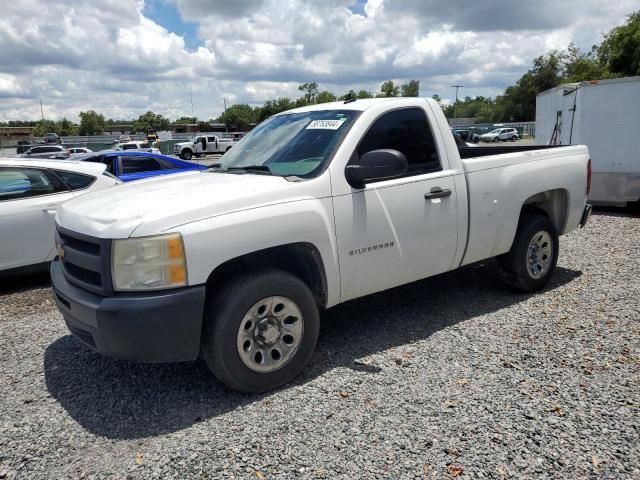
[0, 212, 638, 479]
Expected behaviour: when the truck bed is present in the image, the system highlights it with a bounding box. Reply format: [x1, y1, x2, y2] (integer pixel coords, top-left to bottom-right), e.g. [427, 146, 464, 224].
[458, 144, 564, 159]
[457, 144, 589, 267]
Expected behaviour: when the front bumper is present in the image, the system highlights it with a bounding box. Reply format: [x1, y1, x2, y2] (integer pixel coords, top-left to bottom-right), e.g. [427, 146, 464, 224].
[51, 260, 206, 362]
[580, 203, 592, 228]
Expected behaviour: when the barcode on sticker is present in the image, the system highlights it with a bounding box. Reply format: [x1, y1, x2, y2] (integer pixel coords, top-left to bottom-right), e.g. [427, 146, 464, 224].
[306, 119, 346, 130]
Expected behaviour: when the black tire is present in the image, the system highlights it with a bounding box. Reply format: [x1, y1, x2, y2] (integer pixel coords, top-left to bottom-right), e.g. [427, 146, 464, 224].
[182, 149, 193, 160]
[498, 213, 559, 292]
[511, 136, 518, 142]
[201, 269, 320, 393]
[493, 137, 500, 143]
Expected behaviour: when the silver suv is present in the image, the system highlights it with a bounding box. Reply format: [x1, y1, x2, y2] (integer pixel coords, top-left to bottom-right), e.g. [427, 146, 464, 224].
[20, 145, 70, 159]
[480, 127, 520, 143]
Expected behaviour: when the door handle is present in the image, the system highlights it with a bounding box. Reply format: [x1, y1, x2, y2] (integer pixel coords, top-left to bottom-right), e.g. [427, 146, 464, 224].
[424, 188, 452, 200]
[42, 206, 58, 214]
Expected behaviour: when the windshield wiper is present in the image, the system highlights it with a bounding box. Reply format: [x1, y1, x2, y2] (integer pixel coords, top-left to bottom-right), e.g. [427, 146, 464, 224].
[225, 165, 274, 175]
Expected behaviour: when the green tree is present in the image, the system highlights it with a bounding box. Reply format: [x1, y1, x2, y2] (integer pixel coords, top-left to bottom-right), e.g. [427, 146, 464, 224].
[79, 110, 106, 136]
[598, 11, 640, 76]
[131, 111, 170, 133]
[338, 90, 357, 101]
[174, 116, 197, 124]
[56, 118, 77, 136]
[564, 43, 610, 82]
[379, 80, 399, 97]
[33, 120, 57, 137]
[357, 90, 373, 99]
[316, 90, 337, 103]
[400, 80, 420, 97]
[217, 104, 257, 130]
[298, 82, 319, 104]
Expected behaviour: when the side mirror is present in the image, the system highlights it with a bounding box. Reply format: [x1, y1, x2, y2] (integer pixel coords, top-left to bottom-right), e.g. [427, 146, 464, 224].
[345, 149, 407, 189]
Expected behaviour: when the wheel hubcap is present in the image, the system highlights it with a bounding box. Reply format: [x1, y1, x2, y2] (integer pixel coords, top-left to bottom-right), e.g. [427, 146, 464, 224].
[236, 296, 304, 373]
[527, 230, 553, 279]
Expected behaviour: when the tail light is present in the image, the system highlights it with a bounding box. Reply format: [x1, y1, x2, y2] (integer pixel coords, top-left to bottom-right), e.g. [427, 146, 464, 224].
[586, 158, 592, 195]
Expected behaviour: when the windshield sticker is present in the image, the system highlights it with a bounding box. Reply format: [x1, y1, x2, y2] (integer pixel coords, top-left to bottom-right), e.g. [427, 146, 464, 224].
[306, 119, 347, 130]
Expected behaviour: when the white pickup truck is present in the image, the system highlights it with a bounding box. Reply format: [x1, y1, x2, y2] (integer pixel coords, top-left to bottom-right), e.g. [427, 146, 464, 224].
[173, 134, 235, 160]
[51, 98, 592, 393]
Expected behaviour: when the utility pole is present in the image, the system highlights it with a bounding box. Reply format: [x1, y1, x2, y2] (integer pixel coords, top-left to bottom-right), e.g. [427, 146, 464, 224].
[189, 82, 195, 119]
[39, 99, 45, 122]
[450, 85, 464, 122]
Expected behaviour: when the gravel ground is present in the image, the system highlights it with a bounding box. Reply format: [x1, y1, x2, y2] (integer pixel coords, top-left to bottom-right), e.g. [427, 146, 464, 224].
[0, 212, 638, 479]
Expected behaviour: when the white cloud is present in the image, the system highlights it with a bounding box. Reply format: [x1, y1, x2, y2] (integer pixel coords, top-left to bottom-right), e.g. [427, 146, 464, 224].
[0, 0, 637, 122]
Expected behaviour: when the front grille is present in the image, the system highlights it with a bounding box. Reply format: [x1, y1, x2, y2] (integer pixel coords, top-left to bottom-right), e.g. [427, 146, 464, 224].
[57, 227, 112, 295]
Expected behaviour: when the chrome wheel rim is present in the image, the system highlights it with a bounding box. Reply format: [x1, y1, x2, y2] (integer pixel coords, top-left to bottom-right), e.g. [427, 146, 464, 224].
[236, 296, 304, 373]
[527, 230, 553, 279]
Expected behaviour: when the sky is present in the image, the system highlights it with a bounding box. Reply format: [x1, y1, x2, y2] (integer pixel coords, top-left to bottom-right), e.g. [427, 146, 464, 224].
[0, 0, 636, 122]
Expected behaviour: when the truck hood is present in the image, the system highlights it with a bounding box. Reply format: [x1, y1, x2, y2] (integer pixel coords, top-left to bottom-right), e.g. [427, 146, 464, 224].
[57, 171, 301, 238]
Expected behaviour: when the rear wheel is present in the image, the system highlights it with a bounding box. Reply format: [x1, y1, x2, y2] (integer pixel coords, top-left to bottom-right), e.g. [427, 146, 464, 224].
[511, 135, 518, 142]
[201, 270, 320, 393]
[182, 149, 193, 160]
[498, 213, 559, 292]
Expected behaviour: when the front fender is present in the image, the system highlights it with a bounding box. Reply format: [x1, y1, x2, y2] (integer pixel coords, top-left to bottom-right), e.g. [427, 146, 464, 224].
[174, 198, 341, 307]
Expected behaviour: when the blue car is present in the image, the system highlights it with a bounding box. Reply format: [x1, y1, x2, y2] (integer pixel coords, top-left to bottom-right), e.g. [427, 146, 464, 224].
[76, 151, 207, 182]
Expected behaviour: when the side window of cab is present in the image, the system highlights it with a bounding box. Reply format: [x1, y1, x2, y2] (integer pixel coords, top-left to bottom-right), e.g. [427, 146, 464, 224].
[356, 108, 442, 177]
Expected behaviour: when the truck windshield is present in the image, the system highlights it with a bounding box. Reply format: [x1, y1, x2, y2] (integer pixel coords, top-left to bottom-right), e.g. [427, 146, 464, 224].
[219, 110, 359, 177]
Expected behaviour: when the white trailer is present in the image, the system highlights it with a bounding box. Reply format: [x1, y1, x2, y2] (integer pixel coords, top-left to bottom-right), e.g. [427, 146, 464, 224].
[536, 77, 640, 206]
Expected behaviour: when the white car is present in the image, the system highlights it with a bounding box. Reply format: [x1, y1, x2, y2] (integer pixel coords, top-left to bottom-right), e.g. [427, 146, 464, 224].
[0, 158, 119, 272]
[480, 128, 520, 142]
[68, 147, 93, 156]
[113, 141, 160, 154]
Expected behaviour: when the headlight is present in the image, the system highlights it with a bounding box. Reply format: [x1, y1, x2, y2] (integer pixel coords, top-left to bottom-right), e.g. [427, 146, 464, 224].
[112, 233, 187, 291]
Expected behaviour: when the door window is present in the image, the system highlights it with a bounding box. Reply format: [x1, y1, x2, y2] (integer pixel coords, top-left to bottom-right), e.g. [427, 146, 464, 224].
[120, 156, 163, 174]
[356, 108, 441, 177]
[83, 155, 115, 174]
[0, 167, 64, 201]
[54, 170, 96, 190]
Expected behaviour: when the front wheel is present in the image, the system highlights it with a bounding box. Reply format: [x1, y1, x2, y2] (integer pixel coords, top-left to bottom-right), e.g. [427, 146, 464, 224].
[493, 137, 500, 143]
[201, 270, 320, 393]
[498, 213, 559, 292]
[182, 149, 193, 160]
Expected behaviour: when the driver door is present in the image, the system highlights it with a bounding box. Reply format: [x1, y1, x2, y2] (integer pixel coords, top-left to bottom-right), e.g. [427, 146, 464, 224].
[332, 107, 459, 301]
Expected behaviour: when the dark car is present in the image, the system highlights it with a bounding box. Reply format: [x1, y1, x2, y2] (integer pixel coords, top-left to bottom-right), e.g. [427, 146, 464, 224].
[16, 141, 33, 154]
[452, 129, 480, 143]
[44, 133, 61, 144]
[77, 151, 208, 182]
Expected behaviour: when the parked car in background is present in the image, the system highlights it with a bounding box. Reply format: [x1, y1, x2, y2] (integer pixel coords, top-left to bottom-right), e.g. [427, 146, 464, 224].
[44, 133, 61, 144]
[452, 129, 479, 143]
[16, 141, 33, 154]
[68, 147, 93, 155]
[174, 134, 236, 160]
[0, 158, 119, 272]
[453, 133, 477, 148]
[480, 128, 520, 142]
[113, 141, 160, 154]
[20, 145, 70, 159]
[77, 151, 207, 182]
